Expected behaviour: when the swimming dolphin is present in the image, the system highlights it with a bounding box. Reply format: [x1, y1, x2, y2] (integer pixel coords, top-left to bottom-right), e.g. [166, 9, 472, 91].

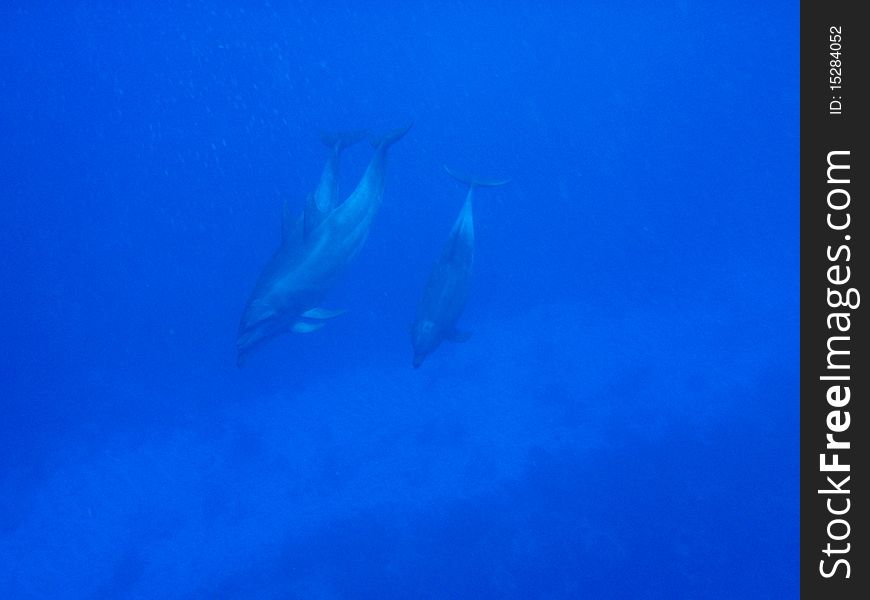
[303, 130, 367, 235]
[237, 124, 412, 365]
[278, 130, 367, 249]
[410, 166, 508, 368]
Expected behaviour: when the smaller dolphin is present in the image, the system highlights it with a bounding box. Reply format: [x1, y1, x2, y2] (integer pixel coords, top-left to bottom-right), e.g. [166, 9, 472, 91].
[303, 130, 368, 235]
[410, 166, 508, 368]
[279, 130, 366, 247]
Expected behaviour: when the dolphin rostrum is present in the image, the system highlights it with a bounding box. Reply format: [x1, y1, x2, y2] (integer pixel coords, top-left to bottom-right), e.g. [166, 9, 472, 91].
[237, 124, 412, 365]
[410, 166, 508, 368]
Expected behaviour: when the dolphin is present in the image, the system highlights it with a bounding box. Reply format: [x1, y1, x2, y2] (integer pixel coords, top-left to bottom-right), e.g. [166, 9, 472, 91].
[237, 123, 412, 365]
[410, 166, 508, 368]
[303, 130, 368, 235]
[278, 130, 366, 249]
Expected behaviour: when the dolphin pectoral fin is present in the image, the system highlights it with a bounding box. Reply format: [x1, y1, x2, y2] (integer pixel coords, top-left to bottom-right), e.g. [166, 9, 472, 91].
[445, 328, 472, 343]
[292, 320, 327, 334]
[301, 307, 346, 320]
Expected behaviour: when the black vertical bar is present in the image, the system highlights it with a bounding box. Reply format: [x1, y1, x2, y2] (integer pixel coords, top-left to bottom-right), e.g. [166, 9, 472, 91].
[801, 0, 866, 597]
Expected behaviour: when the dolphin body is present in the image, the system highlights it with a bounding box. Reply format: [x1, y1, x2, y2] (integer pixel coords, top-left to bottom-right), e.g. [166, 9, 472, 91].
[237, 124, 411, 365]
[410, 167, 508, 368]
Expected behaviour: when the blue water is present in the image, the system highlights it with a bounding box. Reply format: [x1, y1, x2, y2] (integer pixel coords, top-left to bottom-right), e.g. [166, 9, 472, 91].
[1, 2, 798, 598]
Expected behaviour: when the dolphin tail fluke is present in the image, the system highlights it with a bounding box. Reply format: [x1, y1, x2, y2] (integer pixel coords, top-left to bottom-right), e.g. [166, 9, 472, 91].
[320, 129, 368, 151]
[370, 122, 414, 149]
[444, 165, 510, 188]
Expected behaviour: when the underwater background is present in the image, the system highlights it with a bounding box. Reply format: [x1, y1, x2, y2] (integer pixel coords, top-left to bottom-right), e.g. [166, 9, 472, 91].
[1, 1, 798, 598]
